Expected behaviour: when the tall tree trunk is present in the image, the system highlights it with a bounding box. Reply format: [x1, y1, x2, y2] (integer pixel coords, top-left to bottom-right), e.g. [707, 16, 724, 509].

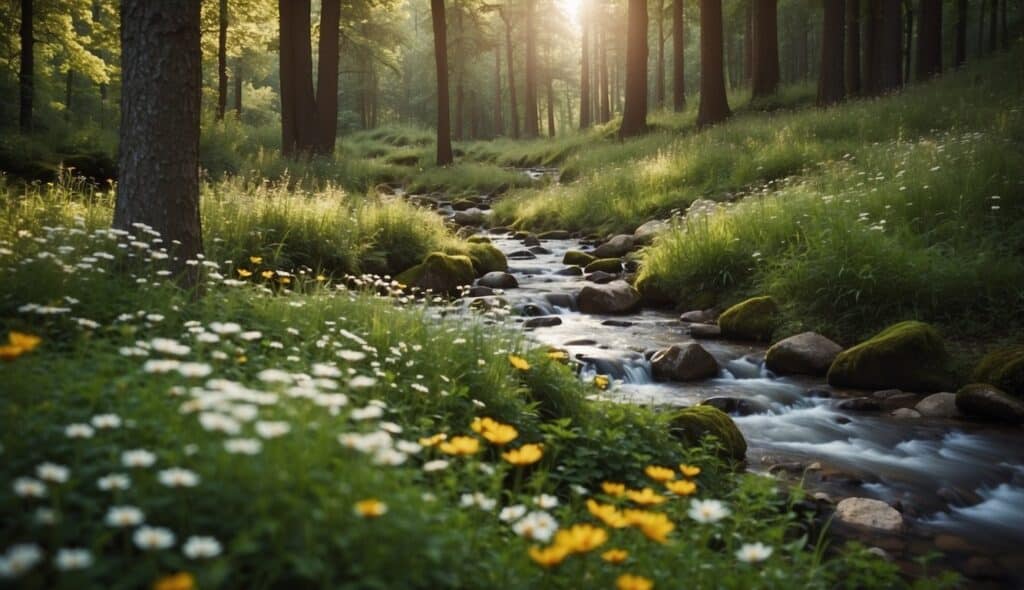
[502, 13, 519, 138]
[599, 26, 610, 121]
[494, 46, 504, 136]
[869, 0, 902, 94]
[547, 75, 555, 137]
[524, 0, 539, 137]
[580, 0, 592, 128]
[430, 0, 453, 164]
[279, 0, 317, 156]
[915, 0, 941, 80]
[454, 7, 464, 140]
[656, 0, 665, 108]
[618, 0, 648, 138]
[19, 0, 33, 133]
[1001, 0, 1008, 50]
[978, 0, 986, 56]
[115, 0, 203, 278]
[234, 59, 243, 116]
[315, 0, 340, 153]
[846, 0, 861, 95]
[751, 0, 780, 98]
[64, 69, 74, 122]
[697, 0, 730, 127]
[988, 0, 998, 52]
[954, 0, 967, 66]
[744, 3, 753, 84]
[818, 0, 846, 106]
[216, 0, 228, 120]
[672, 0, 685, 111]
[903, 0, 913, 82]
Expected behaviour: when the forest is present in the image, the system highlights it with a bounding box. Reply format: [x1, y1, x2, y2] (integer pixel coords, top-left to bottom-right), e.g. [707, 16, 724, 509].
[1, 0, 1023, 588]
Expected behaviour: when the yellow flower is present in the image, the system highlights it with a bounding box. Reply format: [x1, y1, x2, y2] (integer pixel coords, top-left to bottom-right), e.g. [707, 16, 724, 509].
[601, 481, 626, 497]
[9, 332, 41, 352]
[418, 433, 447, 447]
[278, 276, 292, 285]
[354, 498, 388, 518]
[679, 464, 701, 478]
[616, 573, 654, 590]
[623, 510, 675, 543]
[553, 523, 608, 553]
[601, 548, 629, 564]
[261, 270, 274, 279]
[547, 349, 568, 361]
[439, 436, 480, 456]
[470, 416, 499, 433]
[625, 488, 666, 506]
[152, 572, 195, 590]
[481, 423, 518, 445]
[237, 268, 253, 278]
[316, 274, 327, 282]
[507, 354, 530, 371]
[587, 499, 628, 528]
[594, 375, 610, 390]
[665, 480, 697, 496]
[528, 544, 569, 568]
[0, 345, 25, 361]
[249, 256, 263, 264]
[644, 465, 676, 482]
[236, 355, 248, 364]
[502, 443, 543, 466]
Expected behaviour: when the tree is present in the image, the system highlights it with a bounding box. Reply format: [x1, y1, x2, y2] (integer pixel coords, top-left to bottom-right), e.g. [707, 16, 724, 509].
[498, 7, 519, 138]
[845, 0, 861, 95]
[697, 0, 730, 127]
[524, 0, 539, 137]
[818, 0, 845, 106]
[598, 24, 610, 122]
[618, 0, 647, 138]
[866, 0, 901, 95]
[430, 0, 453, 164]
[216, 0, 228, 120]
[954, 0, 967, 66]
[988, 0, 997, 53]
[115, 0, 203, 278]
[655, 0, 665, 108]
[915, 0, 941, 81]
[493, 44, 504, 135]
[580, 0, 592, 128]
[19, 0, 33, 133]
[671, 0, 685, 111]
[750, 0, 779, 98]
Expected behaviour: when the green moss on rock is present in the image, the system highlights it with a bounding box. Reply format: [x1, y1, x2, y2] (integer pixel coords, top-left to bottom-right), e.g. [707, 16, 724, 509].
[467, 235, 492, 244]
[466, 243, 508, 276]
[396, 252, 476, 295]
[972, 346, 1024, 398]
[668, 405, 747, 461]
[827, 321, 955, 392]
[563, 250, 596, 267]
[718, 296, 779, 341]
[633, 273, 675, 307]
[584, 258, 623, 274]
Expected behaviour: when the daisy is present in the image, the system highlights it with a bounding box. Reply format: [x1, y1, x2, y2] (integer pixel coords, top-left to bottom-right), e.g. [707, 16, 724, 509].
[422, 459, 449, 472]
[97, 474, 131, 491]
[157, 468, 200, 488]
[36, 462, 69, 484]
[90, 414, 122, 429]
[255, 421, 291, 439]
[499, 504, 528, 522]
[133, 526, 175, 550]
[224, 439, 262, 455]
[121, 449, 157, 468]
[533, 494, 559, 509]
[104, 505, 144, 527]
[54, 548, 93, 571]
[13, 477, 47, 498]
[688, 499, 731, 524]
[0, 544, 43, 578]
[64, 423, 95, 439]
[736, 542, 773, 563]
[512, 511, 559, 543]
[182, 536, 222, 559]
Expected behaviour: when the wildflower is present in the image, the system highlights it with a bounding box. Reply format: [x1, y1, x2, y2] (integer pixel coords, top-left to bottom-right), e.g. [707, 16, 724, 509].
[34, 508, 57, 525]
[153, 572, 195, 590]
[534, 494, 559, 509]
[97, 474, 131, 491]
[602, 548, 629, 564]
[688, 499, 731, 524]
[237, 268, 253, 278]
[249, 256, 263, 264]
[134, 526, 176, 550]
[0, 331, 42, 360]
[418, 433, 447, 447]
[224, 438, 262, 455]
[177, 362, 213, 378]
[144, 359, 181, 374]
[255, 421, 291, 439]
[122, 449, 157, 468]
[601, 482, 626, 497]
[644, 465, 676, 482]
[547, 350, 568, 361]
[460, 492, 498, 510]
[182, 536, 222, 559]
[150, 338, 190, 356]
[623, 509, 674, 543]
[348, 375, 378, 388]
[439, 436, 480, 456]
[91, 413, 122, 429]
[471, 417, 519, 445]
[157, 468, 200, 488]
[422, 459, 449, 472]
[528, 544, 569, 568]
[616, 573, 654, 590]
[105, 505, 144, 527]
[35, 462, 69, 484]
[354, 498, 388, 518]
[261, 270, 274, 279]
[553, 523, 607, 554]
[499, 504, 528, 522]
[372, 448, 407, 466]
[65, 423, 95, 439]
[513, 511, 559, 542]
[395, 440, 422, 454]
[625, 488, 666, 506]
[209, 321, 241, 335]
[507, 354, 530, 371]
[502, 443, 543, 466]
[0, 544, 43, 578]
[257, 369, 292, 384]
[736, 542, 773, 563]
[679, 464, 701, 478]
[351, 405, 384, 420]
[665, 480, 697, 496]
[54, 548, 93, 571]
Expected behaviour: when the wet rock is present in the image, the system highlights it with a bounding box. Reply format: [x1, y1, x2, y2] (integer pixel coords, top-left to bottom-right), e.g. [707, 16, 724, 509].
[578, 281, 641, 314]
[522, 235, 541, 247]
[805, 389, 832, 398]
[633, 219, 668, 245]
[955, 383, 1024, 424]
[668, 405, 747, 460]
[453, 208, 486, 226]
[466, 243, 508, 275]
[512, 302, 552, 317]
[409, 195, 440, 209]
[563, 250, 596, 266]
[451, 199, 478, 211]
[651, 343, 720, 382]
[544, 293, 575, 308]
[467, 235, 491, 244]
[890, 408, 921, 419]
[834, 498, 904, 532]
[512, 231, 532, 240]
[972, 346, 1024, 398]
[564, 338, 597, 346]
[702, 396, 769, 416]
[506, 250, 537, 260]
[679, 309, 715, 324]
[396, 253, 476, 296]
[688, 324, 722, 339]
[524, 316, 562, 328]
[933, 534, 974, 553]
[826, 321, 955, 393]
[554, 266, 584, 276]
[586, 271, 617, 284]
[879, 392, 922, 411]
[584, 258, 623, 274]
[468, 296, 507, 311]
[834, 416, 852, 425]
[602, 319, 634, 328]
[914, 392, 961, 418]
[528, 246, 552, 255]
[765, 332, 843, 376]
[936, 487, 983, 507]
[478, 272, 518, 289]
[718, 296, 780, 342]
[489, 226, 513, 234]
[837, 397, 882, 411]
[538, 230, 572, 240]
[466, 286, 494, 297]
[592, 234, 636, 258]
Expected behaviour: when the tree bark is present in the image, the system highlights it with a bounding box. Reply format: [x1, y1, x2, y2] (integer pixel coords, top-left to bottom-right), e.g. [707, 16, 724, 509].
[672, 0, 685, 111]
[234, 59, 243, 116]
[988, 0, 998, 53]
[580, 0, 592, 128]
[744, 3, 753, 84]
[818, 0, 846, 106]
[454, 6, 464, 140]
[846, 0, 861, 95]
[618, 0, 648, 138]
[316, 0, 340, 152]
[915, 0, 941, 80]
[697, 0, 730, 127]
[501, 11, 519, 138]
[19, 0, 33, 133]
[599, 26, 610, 122]
[751, 0, 780, 98]
[977, 0, 986, 56]
[547, 75, 555, 137]
[903, 0, 913, 82]
[524, 0, 539, 137]
[430, 0, 453, 165]
[656, 0, 665, 108]
[1001, 0, 1008, 51]
[868, 0, 902, 94]
[115, 0, 203, 278]
[954, 0, 966, 67]
[279, 0, 317, 156]
[494, 45, 504, 136]
[216, 0, 228, 120]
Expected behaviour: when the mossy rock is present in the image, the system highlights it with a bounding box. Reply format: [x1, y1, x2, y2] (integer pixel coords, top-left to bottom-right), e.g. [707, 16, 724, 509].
[584, 258, 623, 274]
[718, 296, 779, 341]
[466, 243, 508, 276]
[395, 252, 476, 295]
[562, 250, 596, 267]
[827, 321, 955, 393]
[668, 405, 747, 461]
[633, 273, 675, 308]
[467, 235, 492, 244]
[972, 346, 1024, 398]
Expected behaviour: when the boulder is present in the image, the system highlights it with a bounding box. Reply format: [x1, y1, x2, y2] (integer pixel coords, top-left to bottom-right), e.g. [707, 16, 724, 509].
[955, 383, 1024, 424]
[718, 296, 780, 342]
[562, 250, 596, 267]
[592, 234, 636, 258]
[914, 392, 961, 418]
[478, 272, 518, 289]
[524, 316, 562, 328]
[528, 246, 552, 255]
[522, 235, 541, 247]
[633, 219, 668, 245]
[554, 266, 583, 277]
[972, 346, 1024, 398]
[834, 498, 904, 532]
[466, 235, 491, 244]
[544, 293, 575, 309]
[538, 230, 572, 240]
[826, 321, 955, 392]
[451, 199, 478, 211]
[668, 405, 747, 461]
[688, 324, 722, 339]
[877, 392, 921, 411]
[651, 343, 720, 382]
[577, 281, 641, 314]
[452, 208, 486, 226]
[679, 309, 715, 324]
[396, 253, 476, 296]
[890, 408, 921, 419]
[584, 258, 624, 274]
[466, 243, 508, 275]
[701, 396, 769, 416]
[765, 332, 843, 376]
[466, 286, 494, 297]
[586, 271, 617, 284]
[633, 273, 675, 307]
[506, 250, 537, 260]
[837, 397, 881, 412]
[687, 198, 721, 219]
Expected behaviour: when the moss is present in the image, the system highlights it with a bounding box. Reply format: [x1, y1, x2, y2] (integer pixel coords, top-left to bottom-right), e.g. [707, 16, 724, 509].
[718, 296, 779, 341]
[396, 252, 476, 295]
[668, 405, 747, 461]
[584, 258, 623, 274]
[827, 320, 955, 392]
[972, 346, 1024, 398]
[467, 235, 492, 244]
[634, 273, 675, 307]
[563, 250, 596, 267]
[464, 243, 508, 276]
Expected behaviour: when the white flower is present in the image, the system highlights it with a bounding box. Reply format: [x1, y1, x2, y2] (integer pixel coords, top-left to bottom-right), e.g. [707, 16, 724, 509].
[36, 462, 69, 484]
[183, 536, 222, 559]
[209, 321, 242, 335]
[104, 505, 144, 527]
[512, 511, 559, 542]
[459, 492, 496, 511]
[121, 449, 157, 468]
[395, 440, 422, 454]
[735, 542, 773, 563]
[224, 438, 262, 455]
[64, 423, 95, 439]
[150, 338, 190, 356]
[13, 477, 47, 498]
[157, 468, 200, 488]
[177, 362, 213, 378]
[0, 544, 43, 578]
[312, 363, 342, 378]
[688, 499, 731, 524]
[347, 375, 377, 389]
[351, 405, 383, 420]
[339, 431, 393, 453]
[379, 421, 402, 434]
[144, 359, 181, 373]
[97, 474, 131, 491]
[90, 414, 122, 429]
[255, 421, 291, 439]
[372, 448, 407, 466]
[133, 526, 175, 550]
[34, 508, 57, 525]
[337, 350, 367, 362]
[239, 331, 262, 341]
[422, 459, 449, 472]
[196, 332, 220, 344]
[499, 504, 528, 522]
[54, 548, 93, 570]
[257, 369, 292, 384]
[198, 412, 241, 435]
[533, 494, 559, 509]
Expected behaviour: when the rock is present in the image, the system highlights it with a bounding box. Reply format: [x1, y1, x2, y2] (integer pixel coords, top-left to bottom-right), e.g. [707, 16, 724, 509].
[972, 346, 1024, 398]
[718, 296, 780, 342]
[544, 293, 574, 308]
[633, 219, 668, 245]
[524, 316, 562, 328]
[538, 230, 572, 240]
[914, 392, 961, 418]
[651, 343, 720, 382]
[834, 498, 904, 532]
[601, 320, 634, 327]
[562, 250, 596, 266]
[668, 405, 747, 461]
[466, 243, 508, 275]
[879, 392, 921, 410]
[688, 324, 722, 339]
[466, 286, 494, 297]
[478, 272, 518, 289]
[528, 246, 552, 255]
[765, 332, 843, 376]
[805, 389, 832, 398]
[468, 296, 507, 311]
[955, 383, 1024, 424]
[452, 208, 485, 226]
[586, 271, 617, 284]
[826, 321, 955, 393]
[837, 397, 881, 411]
[506, 250, 537, 260]
[702, 396, 769, 416]
[451, 199, 478, 211]
[687, 198, 721, 218]
[467, 235, 491, 243]
[679, 309, 715, 324]
[554, 266, 583, 276]
[577, 281, 641, 314]
[872, 389, 903, 400]
[522, 235, 541, 247]
[512, 231, 532, 240]
[633, 274, 675, 307]
[890, 408, 921, 419]
[396, 253, 476, 296]
[592, 234, 636, 258]
[584, 258, 623, 274]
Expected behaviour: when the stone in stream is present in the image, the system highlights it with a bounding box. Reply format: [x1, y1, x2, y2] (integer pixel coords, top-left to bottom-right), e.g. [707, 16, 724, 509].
[466, 242, 508, 275]
[633, 219, 668, 245]
[592, 234, 636, 258]
[577, 281, 641, 314]
[477, 272, 518, 289]
[668, 405, 747, 461]
[586, 271, 617, 284]
[396, 253, 475, 296]
[688, 324, 722, 339]
[914, 392, 961, 418]
[874, 391, 922, 411]
[524, 316, 562, 328]
[538, 230, 572, 240]
[554, 266, 583, 276]
[584, 258, 623, 274]
[836, 397, 882, 412]
[972, 345, 1024, 398]
[522, 235, 541, 247]
[834, 498, 904, 532]
[601, 320, 634, 328]
[466, 286, 494, 297]
[450, 199, 478, 211]
[890, 408, 921, 419]
[679, 309, 716, 324]
[528, 246, 552, 255]
[651, 343, 720, 382]
[827, 321, 956, 393]
[701, 396, 769, 416]
[544, 293, 575, 308]
[955, 383, 1024, 424]
[718, 296, 780, 342]
[765, 332, 843, 376]
[564, 338, 598, 346]
[512, 231, 532, 240]
[506, 250, 537, 260]
[453, 208, 486, 226]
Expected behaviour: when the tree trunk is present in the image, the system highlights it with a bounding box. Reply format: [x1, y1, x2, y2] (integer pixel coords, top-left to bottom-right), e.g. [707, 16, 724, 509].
[978, 0, 986, 56]
[216, 0, 228, 120]
[751, 0, 780, 98]
[618, 0, 648, 138]
[915, 0, 941, 80]
[744, 3, 753, 84]
[954, 0, 967, 66]
[502, 13, 519, 138]
[1001, 0, 1008, 51]
[869, 0, 902, 94]
[846, 0, 861, 95]
[454, 7, 464, 140]
[430, 0, 453, 165]
[818, 0, 846, 106]
[656, 0, 665, 108]
[599, 26, 610, 121]
[279, 0, 318, 156]
[697, 0, 730, 127]
[547, 76, 556, 137]
[494, 46, 504, 136]
[672, 0, 685, 111]
[524, 0, 539, 137]
[234, 59, 243, 116]
[580, 0, 592, 128]
[315, 0, 340, 153]
[988, 0, 998, 53]
[19, 0, 33, 133]
[115, 0, 203, 279]
[903, 0, 913, 82]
